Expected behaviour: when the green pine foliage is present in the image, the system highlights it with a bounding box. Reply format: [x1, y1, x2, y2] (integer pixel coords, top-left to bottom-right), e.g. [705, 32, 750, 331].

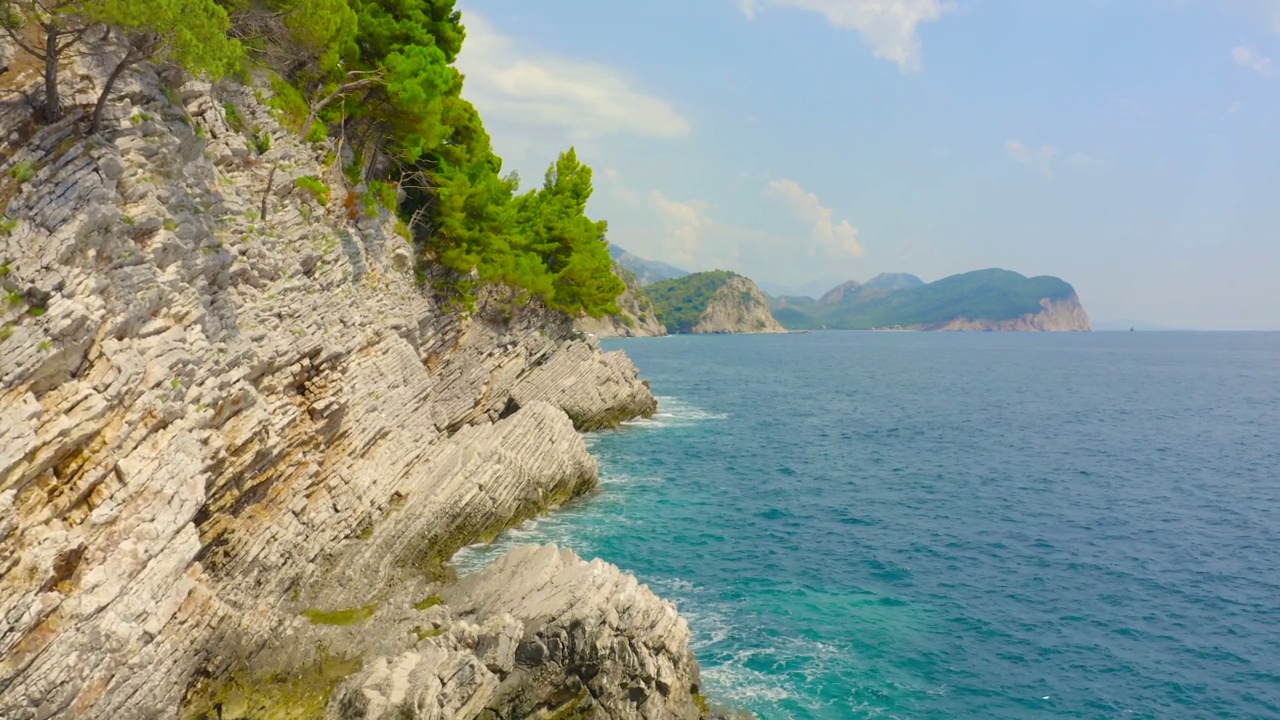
[1, 0, 624, 317]
[250, 0, 620, 315]
[294, 176, 330, 206]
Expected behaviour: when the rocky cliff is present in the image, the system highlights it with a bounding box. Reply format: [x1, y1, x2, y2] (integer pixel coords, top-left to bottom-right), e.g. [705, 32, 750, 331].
[690, 276, 785, 334]
[927, 294, 1091, 332]
[644, 271, 784, 335]
[0, 61, 705, 719]
[575, 264, 665, 339]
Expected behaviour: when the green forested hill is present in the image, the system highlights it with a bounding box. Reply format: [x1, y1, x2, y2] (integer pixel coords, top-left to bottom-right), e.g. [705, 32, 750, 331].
[779, 269, 1078, 330]
[864, 273, 925, 291]
[644, 270, 784, 333]
[644, 271, 736, 332]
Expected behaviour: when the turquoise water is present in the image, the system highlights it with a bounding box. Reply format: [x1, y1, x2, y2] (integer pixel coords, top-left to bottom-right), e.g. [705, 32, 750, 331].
[455, 332, 1280, 719]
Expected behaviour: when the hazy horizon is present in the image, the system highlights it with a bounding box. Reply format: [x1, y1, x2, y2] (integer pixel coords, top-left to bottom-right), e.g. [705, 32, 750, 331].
[456, 1, 1279, 331]
[610, 246, 1279, 330]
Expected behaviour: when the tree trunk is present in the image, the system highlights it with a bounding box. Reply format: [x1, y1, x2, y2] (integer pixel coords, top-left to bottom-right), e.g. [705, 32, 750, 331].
[261, 163, 277, 221]
[90, 47, 138, 135]
[42, 21, 60, 123]
[300, 73, 384, 140]
[300, 109, 317, 139]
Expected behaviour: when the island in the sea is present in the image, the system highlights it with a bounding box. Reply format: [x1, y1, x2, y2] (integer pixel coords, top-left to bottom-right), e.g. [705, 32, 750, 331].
[592, 247, 1091, 334]
[772, 269, 1091, 331]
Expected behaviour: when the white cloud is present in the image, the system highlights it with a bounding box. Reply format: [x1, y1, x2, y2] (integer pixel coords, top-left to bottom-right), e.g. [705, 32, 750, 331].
[737, 0, 956, 72]
[1005, 140, 1059, 179]
[1232, 44, 1273, 76]
[764, 179, 865, 258]
[651, 192, 715, 267]
[1225, 0, 1280, 34]
[1182, 2, 1280, 35]
[602, 169, 642, 207]
[1067, 152, 1102, 168]
[623, 189, 867, 287]
[456, 14, 691, 141]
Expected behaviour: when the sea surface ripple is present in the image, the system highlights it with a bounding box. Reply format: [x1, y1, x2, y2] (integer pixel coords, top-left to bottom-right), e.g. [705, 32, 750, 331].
[455, 331, 1280, 719]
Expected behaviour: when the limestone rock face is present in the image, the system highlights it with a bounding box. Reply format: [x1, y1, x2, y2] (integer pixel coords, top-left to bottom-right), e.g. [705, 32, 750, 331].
[329, 545, 702, 720]
[575, 265, 666, 339]
[691, 275, 785, 335]
[0, 61, 695, 720]
[928, 294, 1092, 331]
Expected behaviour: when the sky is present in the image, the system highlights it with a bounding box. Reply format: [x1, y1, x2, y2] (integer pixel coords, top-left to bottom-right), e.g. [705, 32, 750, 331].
[454, 0, 1280, 329]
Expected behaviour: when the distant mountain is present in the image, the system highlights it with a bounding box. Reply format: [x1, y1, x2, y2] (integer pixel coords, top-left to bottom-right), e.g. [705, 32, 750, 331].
[755, 275, 852, 299]
[607, 245, 689, 286]
[645, 271, 786, 334]
[777, 269, 1091, 331]
[864, 273, 924, 291]
[767, 295, 817, 309]
[817, 280, 865, 306]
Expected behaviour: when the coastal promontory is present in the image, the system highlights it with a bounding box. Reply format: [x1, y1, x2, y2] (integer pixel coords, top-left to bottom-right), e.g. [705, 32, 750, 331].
[771, 269, 1091, 331]
[645, 271, 786, 335]
[0, 21, 707, 720]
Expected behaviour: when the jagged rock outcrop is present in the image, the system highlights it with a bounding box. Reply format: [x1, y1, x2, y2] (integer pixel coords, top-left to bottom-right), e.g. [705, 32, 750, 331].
[575, 264, 665, 339]
[928, 294, 1091, 331]
[644, 271, 783, 335]
[690, 275, 785, 335]
[327, 545, 701, 720]
[0, 56, 695, 719]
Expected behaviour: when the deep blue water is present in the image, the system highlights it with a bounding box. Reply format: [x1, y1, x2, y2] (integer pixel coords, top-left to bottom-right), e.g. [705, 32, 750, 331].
[456, 332, 1280, 719]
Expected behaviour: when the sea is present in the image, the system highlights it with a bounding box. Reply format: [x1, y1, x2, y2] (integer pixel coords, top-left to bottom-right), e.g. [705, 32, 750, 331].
[453, 331, 1280, 719]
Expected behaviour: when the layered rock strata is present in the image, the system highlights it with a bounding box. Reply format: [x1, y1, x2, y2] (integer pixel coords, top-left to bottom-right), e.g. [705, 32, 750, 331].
[0, 58, 695, 720]
[327, 545, 700, 720]
[574, 265, 665, 339]
[690, 275, 785, 335]
[927, 295, 1091, 331]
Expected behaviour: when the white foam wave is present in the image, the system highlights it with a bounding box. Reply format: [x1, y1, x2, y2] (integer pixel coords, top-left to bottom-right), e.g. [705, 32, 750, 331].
[612, 397, 728, 430]
[598, 472, 661, 487]
[451, 513, 581, 575]
[702, 661, 799, 705]
[664, 578, 697, 593]
[655, 396, 729, 422]
[620, 417, 670, 428]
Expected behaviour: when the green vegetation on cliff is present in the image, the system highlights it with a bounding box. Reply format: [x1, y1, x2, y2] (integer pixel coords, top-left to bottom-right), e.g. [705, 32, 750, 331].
[642, 269, 782, 334]
[778, 269, 1077, 329]
[644, 271, 736, 333]
[2, 0, 623, 316]
[575, 262, 664, 336]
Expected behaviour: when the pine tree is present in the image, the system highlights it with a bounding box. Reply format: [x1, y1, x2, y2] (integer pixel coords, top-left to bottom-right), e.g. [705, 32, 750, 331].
[84, 0, 241, 133]
[1, 0, 92, 122]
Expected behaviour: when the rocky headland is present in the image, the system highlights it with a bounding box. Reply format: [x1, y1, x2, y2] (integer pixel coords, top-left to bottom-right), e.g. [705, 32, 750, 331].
[924, 295, 1091, 332]
[0, 57, 708, 719]
[642, 272, 785, 336]
[771, 269, 1092, 332]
